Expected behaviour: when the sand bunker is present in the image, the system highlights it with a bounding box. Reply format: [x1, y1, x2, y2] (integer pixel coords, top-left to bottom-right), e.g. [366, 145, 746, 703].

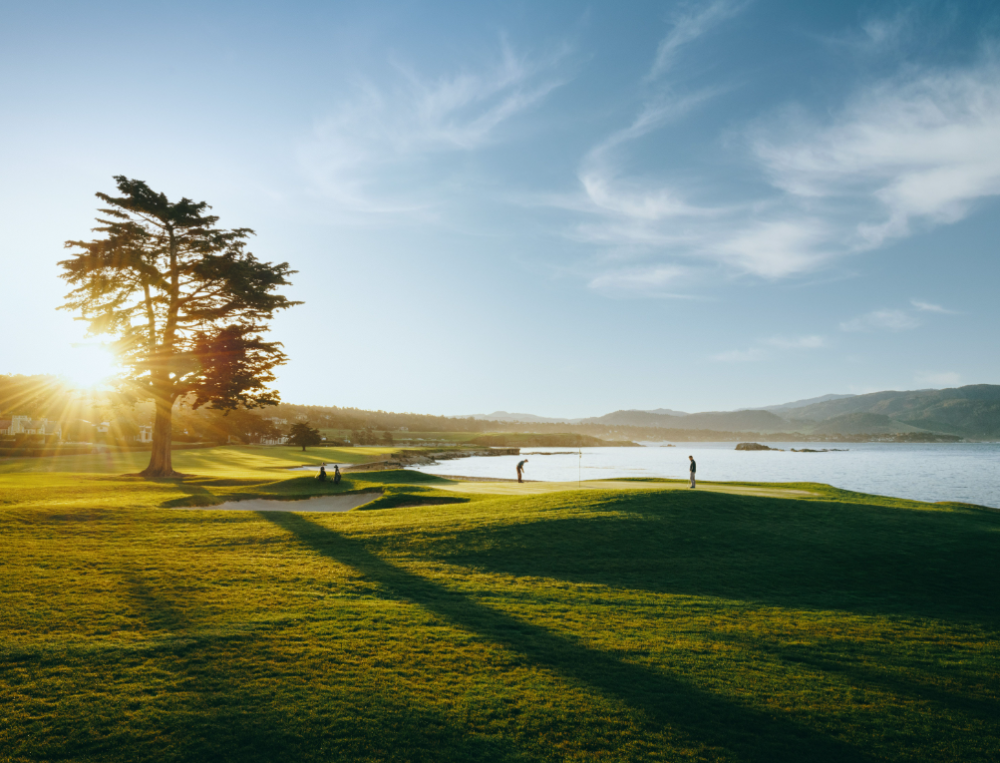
[179, 491, 382, 513]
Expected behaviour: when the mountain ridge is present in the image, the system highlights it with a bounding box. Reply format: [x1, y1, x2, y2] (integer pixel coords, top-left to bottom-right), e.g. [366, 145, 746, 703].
[453, 385, 1000, 438]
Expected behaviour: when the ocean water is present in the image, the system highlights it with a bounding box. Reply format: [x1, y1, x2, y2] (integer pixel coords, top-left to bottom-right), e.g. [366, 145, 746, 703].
[407, 442, 1000, 509]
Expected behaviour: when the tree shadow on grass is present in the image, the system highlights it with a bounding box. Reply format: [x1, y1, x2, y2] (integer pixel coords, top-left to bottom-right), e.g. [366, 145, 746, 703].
[84, 567, 529, 763]
[157, 481, 223, 508]
[723, 632, 1000, 725]
[423, 490, 1000, 625]
[261, 511, 875, 763]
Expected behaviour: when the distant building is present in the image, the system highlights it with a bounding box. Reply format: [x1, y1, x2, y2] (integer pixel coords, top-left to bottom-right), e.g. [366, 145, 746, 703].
[1, 416, 62, 438]
[264, 417, 288, 426]
[260, 435, 289, 445]
[136, 425, 152, 443]
[398, 427, 408, 432]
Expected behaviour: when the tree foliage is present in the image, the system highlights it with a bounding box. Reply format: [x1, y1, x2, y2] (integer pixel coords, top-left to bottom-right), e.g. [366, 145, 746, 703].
[288, 422, 322, 451]
[59, 177, 300, 476]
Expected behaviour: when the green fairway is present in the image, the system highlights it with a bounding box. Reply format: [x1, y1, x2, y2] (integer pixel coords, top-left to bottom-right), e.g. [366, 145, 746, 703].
[412, 478, 821, 499]
[1, 449, 998, 762]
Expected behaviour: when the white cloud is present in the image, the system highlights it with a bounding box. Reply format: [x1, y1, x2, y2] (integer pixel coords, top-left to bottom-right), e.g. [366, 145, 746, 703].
[752, 57, 1000, 250]
[299, 40, 568, 215]
[712, 347, 765, 362]
[765, 335, 826, 349]
[840, 309, 921, 332]
[826, 10, 914, 54]
[911, 299, 956, 314]
[713, 334, 825, 363]
[561, 28, 1000, 296]
[648, 0, 747, 80]
[915, 371, 961, 386]
[587, 264, 694, 297]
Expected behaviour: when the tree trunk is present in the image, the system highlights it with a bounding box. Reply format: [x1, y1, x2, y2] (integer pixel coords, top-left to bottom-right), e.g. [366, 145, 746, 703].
[141, 386, 181, 477]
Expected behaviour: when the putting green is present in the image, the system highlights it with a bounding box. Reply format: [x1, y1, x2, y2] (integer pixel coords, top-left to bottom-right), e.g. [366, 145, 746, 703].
[404, 478, 819, 499]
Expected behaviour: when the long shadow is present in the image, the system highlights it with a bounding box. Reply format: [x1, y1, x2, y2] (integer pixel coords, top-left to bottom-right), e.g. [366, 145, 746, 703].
[422, 490, 1000, 625]
[106, 566, 526, 763]
[262, 511, 875, 763]
[731, 634, 1000, 723]
[156, 480, 220, 508]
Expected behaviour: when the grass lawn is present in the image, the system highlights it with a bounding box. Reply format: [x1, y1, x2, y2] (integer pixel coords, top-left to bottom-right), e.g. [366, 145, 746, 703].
[1, 447, 998, 762]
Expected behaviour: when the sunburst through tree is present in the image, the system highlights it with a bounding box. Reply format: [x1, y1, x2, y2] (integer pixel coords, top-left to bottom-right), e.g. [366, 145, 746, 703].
[59, 176, 301, 477]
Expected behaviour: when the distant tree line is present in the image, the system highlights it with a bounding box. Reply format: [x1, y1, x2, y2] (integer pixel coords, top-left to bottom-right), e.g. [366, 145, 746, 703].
[3, 374, 960, 447]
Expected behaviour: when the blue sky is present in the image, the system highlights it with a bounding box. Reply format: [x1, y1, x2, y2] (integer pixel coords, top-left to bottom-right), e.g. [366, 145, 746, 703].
[2, 0, 998, 416]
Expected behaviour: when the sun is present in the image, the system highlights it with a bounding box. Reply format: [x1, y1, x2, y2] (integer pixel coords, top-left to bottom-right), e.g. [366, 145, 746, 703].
[64, 344, 120, 390]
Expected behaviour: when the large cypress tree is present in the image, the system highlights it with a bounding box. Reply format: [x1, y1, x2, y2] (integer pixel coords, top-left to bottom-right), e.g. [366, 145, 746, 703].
[59, 176, 300, 477]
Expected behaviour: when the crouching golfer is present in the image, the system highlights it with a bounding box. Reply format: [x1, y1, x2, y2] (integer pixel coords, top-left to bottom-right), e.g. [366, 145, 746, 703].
[516, 459, 528, 483]
[688, 455, 696, 488]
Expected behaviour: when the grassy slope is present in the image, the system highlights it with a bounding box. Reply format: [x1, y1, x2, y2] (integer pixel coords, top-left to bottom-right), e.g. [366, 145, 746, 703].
[1, 449, 998, 762]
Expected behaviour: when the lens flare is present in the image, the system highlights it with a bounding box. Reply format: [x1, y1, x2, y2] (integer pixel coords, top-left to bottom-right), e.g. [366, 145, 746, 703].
[64, 345, 118, 389]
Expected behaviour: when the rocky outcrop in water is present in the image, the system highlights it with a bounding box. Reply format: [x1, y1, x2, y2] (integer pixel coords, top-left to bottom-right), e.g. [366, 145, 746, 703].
[735, 442, 780, 451]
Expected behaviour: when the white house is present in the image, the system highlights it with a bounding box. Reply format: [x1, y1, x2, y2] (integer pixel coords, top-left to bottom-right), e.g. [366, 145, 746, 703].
[1, 416, 62, 438]
[136, 425, 153, 443]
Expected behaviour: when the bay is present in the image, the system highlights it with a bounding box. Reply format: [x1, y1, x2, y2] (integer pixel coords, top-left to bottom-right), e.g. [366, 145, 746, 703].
[408, 441, 1000, 508]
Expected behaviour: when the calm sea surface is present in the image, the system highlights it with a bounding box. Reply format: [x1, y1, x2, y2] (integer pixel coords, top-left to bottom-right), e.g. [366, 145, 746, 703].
[408, 442, 1000, 508]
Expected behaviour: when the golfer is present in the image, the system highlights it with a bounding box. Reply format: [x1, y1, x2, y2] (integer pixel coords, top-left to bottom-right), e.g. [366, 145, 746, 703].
[516, 459, 528, 483]
[688, 455, 696, 488]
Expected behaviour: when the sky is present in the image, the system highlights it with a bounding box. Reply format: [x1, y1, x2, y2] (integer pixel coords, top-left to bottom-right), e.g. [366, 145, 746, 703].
[2, 0, 999, 417]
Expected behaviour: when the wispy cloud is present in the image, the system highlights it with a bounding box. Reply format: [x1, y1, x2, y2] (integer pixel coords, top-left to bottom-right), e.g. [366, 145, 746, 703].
[558, 10, 1000, 296]
[915, 371, 961, 386]
[299, 40, 569, 216]
[712, 347, 765, 363]
[840, 299, 959, 331]
[752, 56, 1000, 250]
[824, 9, 916, 55]
[713, 334, 826, 362]
[587, 264, 693, 297]
[840, 309, 921, 332]
[648, 0, 748, 81]
[911, 299, 957, 314]
[765, 335, 826, 349]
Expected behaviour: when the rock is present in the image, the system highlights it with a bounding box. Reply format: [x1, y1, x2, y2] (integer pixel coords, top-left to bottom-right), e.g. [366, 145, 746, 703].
[735, 442, 778, 451]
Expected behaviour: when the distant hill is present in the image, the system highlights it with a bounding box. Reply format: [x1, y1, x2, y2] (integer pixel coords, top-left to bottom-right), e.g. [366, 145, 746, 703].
[576, 410, 685, 427]
[676, 410, 793, 433]
[809, 413, 927, 436]
[459, 411, 573, 424]
[755, 393, 855, 414]
[470, 433, 639, 447]
[453, 385, 1000, 439]
[459, 408, 688, 425]
[789, 385, 1000, 438]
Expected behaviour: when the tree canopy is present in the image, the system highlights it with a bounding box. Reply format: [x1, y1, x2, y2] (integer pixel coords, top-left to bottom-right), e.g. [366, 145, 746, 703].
[60, 176, 301, 476]
[288, 422, 322, 451]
